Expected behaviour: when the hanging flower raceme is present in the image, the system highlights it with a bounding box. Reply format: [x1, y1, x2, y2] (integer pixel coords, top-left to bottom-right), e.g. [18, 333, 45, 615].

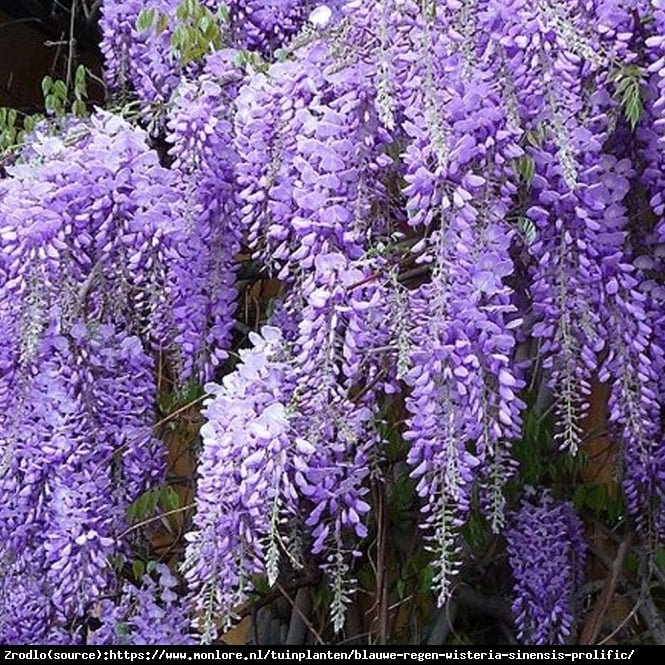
[165, 50, 245, 380]
[526, 142, 610, 455]
[391, 3, 528, 597]
[0, 110, 232, 381]
[0, 112, 197, 643]
[101, 0, 342, 109]
[225, 1, 344, 55]
[183, 326, 297, 640]
[0, 113, 182, 357]
[234, 24, 394, 281]
[490, 0, 641, 459]
[286, 252, 382, 630]
[506, 492, 586, 645]
[100, 0, 181, 105]
[0, 323, 160, 643]
[90, 564, 193, 645]
[186, 254, 386, 636]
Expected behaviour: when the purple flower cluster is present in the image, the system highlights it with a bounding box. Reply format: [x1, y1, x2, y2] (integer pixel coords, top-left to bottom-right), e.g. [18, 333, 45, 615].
[225, 1, 343, 55]
[100, 1, 343, 108]
[90, 564, 193, 645]
[100, 0, 180, 105]
[234, 42, 393, 280]
[0, 113, 203, 642]
[182, 0, 664, 632]
[0, 323, 160, 643]
[165, 50, 245, 380]
[4, 0, 665, 645]
[186, 271, 380, 634]
[506, 493, 586, 645]
[184, 326, 295, 638]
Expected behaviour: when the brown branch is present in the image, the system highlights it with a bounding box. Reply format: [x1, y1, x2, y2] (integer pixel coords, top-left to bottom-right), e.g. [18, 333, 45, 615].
[373, 478, 389, 645]
[117, 503, 196, 539]
[278, 582, 325, 646]
[578, 533, 632, 645]
[233, 572, 321, 621]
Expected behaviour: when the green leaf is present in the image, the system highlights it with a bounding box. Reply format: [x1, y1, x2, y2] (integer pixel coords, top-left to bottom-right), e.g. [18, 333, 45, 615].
[53, 80, 68, 101]
[233, 50, 247, 68]
[420, 564, 435, 595]
[612, 64, 644, 131]
[655, 547, 665, 573]
[625, 94, 642, 130]
[127, 487, 159, 523]
[41, 76, 53, 98]
[114, 623, 130, 637]
[199, 14, 212, 33]
[75, 64, 86, 88]
[136, 8, 156, 32]
[132, 560, 146, 579]
[156, 13, 170, 35]
[159, 486, 181, 512]
[171, 25, 186, 50]
[516, 155, 535, 184]
[44, 95, 58, 114]
[72, 100, 87, 117]
[216, 3, 229, 22]
[516, 215, 537, 246]
[24, 114, 40, 132]
[396, 577, 406, 600]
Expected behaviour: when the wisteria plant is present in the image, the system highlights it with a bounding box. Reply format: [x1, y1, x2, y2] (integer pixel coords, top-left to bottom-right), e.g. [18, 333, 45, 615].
[1, 0, 665, 646]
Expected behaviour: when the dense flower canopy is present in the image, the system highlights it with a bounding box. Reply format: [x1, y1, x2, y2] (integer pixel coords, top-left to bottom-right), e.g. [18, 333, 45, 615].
[0, 0, 664, 646]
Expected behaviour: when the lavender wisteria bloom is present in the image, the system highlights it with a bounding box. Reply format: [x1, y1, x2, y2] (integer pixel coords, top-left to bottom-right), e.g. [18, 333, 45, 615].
[184, 326, 296, 640]
[185, 255, 386, 635]
[165, 50, 245, 380]
[90, 564, 193, 645]
[0, 110, 232, 380]
[4, 0, 665, 646]
[100, 0, 181, 105]
[506, 493, 586, 645]
[234, 37, 394, 281]
[287, 253, 381, 629]
[0, 324, 160, 643]
[0, 111, 185, 643]
[100, 0, 343, 109]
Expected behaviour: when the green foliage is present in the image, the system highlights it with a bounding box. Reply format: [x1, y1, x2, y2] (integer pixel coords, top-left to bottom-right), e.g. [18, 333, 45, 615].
[515, 154, 535, 185]
[403, 551, 435, 596]
[0, 107, 43, 156]
[611, 64, 644, 131]
[232, 49, 269, 73]
[42, 76, 67, 116]
[137, 0, 228, 66]
[114, 622, 131, 638]
[136, 8, 159, 33]
[573, 483, 624, 525]
[512, 407, 547, 486]
[72, 65, 90, 117]
[132, 559, 146, 579]
[515, 215, 537, 246]
[132, 559, 160, 580]
[126, 484, 182, 525]
[0, 107, 20, 154]
[462, 510, 489, 553]
[157, 379, 204, 420]
[523, 124, 547, 148]
[42, 65, 90, 118]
